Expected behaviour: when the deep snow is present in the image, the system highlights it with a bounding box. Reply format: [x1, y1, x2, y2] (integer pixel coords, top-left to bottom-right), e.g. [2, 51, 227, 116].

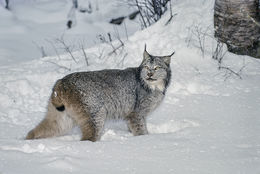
[0, 0, 260, 174]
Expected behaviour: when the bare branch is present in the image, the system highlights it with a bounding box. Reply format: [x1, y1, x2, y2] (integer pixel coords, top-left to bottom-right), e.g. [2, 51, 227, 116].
[213, 39, 246, 80]
[116, 53, 128, 67]
[55, 35, 77, 63]
[135, 0, 147, 28]
[45, 39, 61, 60]
[32, 41, 47, 58]
[108, 39, 124, 56]
[44, 60, 71, 72]
[189, 24, 211, 57]
[78, 40, 89, 66]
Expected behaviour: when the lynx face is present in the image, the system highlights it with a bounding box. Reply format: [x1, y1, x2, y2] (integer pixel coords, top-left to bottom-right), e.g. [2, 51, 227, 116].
[140, 49, 173, 91]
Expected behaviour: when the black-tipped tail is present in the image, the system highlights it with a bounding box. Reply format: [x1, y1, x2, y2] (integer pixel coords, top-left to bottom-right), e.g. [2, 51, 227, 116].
[56, 105, 65, 112]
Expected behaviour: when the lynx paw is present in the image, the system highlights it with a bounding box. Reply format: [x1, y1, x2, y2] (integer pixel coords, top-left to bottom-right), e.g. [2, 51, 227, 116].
[133, 129, 148, 136]
[26, 130, 36, 140]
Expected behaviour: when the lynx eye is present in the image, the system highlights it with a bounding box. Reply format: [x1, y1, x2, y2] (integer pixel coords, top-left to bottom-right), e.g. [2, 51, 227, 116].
[154, 66, 161, 70]
[144, 65, 150, 69]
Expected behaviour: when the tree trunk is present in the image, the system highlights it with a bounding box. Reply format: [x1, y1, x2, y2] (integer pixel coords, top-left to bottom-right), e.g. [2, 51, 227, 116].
[214, 0, 260, 58]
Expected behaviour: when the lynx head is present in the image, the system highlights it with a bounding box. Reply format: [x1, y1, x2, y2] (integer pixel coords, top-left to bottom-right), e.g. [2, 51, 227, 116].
[140, 45, 174, 93]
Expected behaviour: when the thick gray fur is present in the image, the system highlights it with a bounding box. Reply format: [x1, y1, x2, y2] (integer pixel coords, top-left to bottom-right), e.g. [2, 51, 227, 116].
[26, 47, 174, 141]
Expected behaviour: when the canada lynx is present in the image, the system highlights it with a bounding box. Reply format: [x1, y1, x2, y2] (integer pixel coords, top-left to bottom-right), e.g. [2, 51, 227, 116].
[26, 46, 174, 141]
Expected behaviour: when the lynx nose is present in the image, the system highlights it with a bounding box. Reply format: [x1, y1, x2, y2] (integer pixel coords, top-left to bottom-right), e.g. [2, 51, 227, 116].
[147, 72, 153, 77]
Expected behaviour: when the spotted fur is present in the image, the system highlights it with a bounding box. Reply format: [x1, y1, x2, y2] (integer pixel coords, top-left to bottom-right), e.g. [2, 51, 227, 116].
[26, 46, 174, 141]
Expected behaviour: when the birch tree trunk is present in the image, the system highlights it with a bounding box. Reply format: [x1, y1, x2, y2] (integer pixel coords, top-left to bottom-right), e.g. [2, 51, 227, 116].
[214, 0, 260, 58]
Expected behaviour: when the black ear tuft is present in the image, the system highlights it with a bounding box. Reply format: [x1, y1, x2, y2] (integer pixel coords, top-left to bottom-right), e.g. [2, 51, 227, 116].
[162, 51, 174, 65]
[169, 51, 175, 57]
[143, 44, 150, 61]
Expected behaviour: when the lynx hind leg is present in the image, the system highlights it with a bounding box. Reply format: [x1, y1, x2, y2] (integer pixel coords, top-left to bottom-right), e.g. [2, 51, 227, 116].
[76, 113, 96, 142]
[70, 108, 105, 142]
[126, 112, 148, 136]
[26, 101, 75, 140]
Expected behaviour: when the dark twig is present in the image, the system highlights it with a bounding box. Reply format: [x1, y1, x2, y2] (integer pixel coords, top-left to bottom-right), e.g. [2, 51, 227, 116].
[213, 40, 246, 80]
[44, 60, 71, 71]
[165, 0, 176, 25]
[55, 36, 77, 63]
[116, 53, 128, 67]
[78, 40, 89, 66]
[45, 39, 61, 60]
[108, 38, 124, 56]
[5, 0, 9, 10]
[32, 41, 47, 58]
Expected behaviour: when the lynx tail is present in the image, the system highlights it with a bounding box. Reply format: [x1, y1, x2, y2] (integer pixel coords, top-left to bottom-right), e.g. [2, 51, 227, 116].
[51, 80, 65, 112]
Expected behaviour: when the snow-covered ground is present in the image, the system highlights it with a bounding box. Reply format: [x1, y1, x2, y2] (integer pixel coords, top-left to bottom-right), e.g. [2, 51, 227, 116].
[1, 0, 260, 173]
[0, 0, 139, 65]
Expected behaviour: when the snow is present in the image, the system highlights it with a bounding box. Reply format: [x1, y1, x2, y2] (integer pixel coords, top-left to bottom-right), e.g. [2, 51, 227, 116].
[0, 0, 139, 65]
[1, 0, 260, 173]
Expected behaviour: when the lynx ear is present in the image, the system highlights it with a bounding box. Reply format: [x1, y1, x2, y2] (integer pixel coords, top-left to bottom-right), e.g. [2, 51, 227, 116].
[162, 51, 175, 65]
[143, 44, 150, 61]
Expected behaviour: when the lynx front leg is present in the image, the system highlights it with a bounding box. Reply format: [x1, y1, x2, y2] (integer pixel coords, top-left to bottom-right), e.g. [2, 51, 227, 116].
[26, 103, 75, 140]
[126, 112, 148, 136]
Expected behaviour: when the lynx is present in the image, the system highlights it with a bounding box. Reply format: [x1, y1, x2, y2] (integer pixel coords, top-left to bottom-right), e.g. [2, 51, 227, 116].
[26, 46, 174, 141]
